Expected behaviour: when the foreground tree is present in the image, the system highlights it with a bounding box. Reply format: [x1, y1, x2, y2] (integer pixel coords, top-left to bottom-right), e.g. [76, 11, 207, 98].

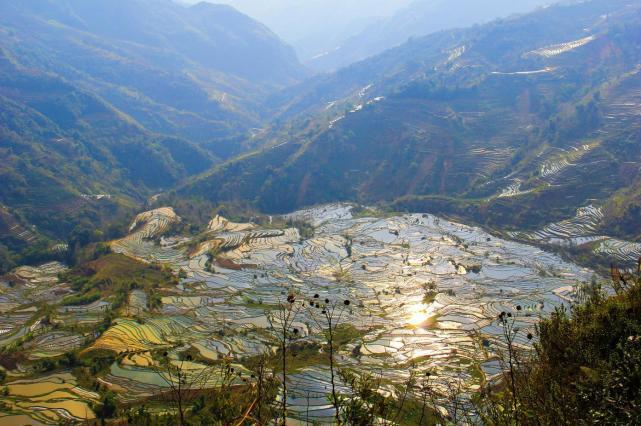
[308, 295, 352, 424]
[151, 351, 215, 426]
[267, 292, 305, 425]
[476, 260, 641, 425]
[147, 350, 277, 425]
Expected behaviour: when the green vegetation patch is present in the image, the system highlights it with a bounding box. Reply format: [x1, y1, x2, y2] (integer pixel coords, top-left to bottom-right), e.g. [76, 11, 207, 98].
[61, 253, 179, 312]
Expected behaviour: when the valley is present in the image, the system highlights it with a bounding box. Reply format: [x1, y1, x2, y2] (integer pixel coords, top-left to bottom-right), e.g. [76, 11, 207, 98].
[182, 0, 641, 260]
[0, 0, 640, 423]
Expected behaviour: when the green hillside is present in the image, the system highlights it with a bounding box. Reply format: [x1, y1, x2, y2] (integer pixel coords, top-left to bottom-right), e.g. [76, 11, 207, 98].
[0, 0, 308, 269]
[0, 0, 307, 146]
[182, 0, 641, 245]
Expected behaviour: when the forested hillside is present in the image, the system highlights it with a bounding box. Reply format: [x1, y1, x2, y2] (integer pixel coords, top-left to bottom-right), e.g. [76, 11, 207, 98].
[182, 0, 641, 258]
[0, 0, 307, 269]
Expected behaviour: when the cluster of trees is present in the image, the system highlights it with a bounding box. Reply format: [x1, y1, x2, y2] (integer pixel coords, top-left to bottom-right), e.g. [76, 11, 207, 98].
[475, 263, 641, 424]
[0, 201, 133, 274]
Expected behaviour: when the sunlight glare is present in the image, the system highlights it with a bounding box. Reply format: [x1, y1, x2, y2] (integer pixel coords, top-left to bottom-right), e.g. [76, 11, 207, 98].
[408, 303, 435, 327]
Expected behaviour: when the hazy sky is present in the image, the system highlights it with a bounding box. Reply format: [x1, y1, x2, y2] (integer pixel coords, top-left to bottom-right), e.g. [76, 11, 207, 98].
[180, 0, 553, 67]
[180, 0, 414, 60]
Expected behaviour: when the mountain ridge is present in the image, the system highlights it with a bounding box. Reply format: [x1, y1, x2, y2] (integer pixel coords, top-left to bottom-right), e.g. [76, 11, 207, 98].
[179, 0, 641, 259]
[0, 0, 308, 144]
[307, 0, 553, 71]
[0, 0, 307, 266]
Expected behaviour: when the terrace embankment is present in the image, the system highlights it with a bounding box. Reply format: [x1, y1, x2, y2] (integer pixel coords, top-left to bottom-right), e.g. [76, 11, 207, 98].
[40, 203, 592, 424]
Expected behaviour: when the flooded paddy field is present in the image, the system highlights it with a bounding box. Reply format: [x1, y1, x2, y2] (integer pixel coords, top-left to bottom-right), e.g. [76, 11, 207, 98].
[0, 372, 97, 425]
[509, 205, 641, 263]
[0, 204, 593, 424]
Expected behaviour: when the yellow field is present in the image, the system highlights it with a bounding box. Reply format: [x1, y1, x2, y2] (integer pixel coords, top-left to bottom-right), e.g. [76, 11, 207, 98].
[16, 400, 94, 420]
[0, 414, 48, 426]
[122, 352, 154, 367]
[86, 317, 197, 354]
[3, 373, 97, 425]
[87, 319, 166, 352]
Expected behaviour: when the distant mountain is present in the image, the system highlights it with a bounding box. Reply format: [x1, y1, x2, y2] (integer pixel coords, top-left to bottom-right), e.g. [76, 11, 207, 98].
[181, 0, 414, 63]
[0, 0, 307, 146]
[181, 0, 641, 246]
[308, 0, 553, 71]
[0, 0, 307, 261]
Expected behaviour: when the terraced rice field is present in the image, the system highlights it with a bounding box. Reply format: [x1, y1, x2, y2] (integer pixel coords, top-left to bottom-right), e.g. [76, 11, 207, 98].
[528, 35, 596, 58]
[89, 204, 594, 423]
[24, 332, 86, 360]
[3, 203, 626, 423]
[538, 143, 597, 180]
[602, 67, 641, 132]
[110, 207, 184, 263]
[88, 316, 207, 353]
[0, 206, 38, 244]
[0, 373, 97, 425]
[497, 179, 535, 198]
[0, 262, 74, 348]
[511, 205, 604, 243]
[460, 147, 514, 181]
[509, 205, 641, 263]
[491, 67, 555, 76]
[492, 140, 609, 202]
[1, 262, 70, 307]
[594, 239, 641, 263]
[127, 289, 148, 316]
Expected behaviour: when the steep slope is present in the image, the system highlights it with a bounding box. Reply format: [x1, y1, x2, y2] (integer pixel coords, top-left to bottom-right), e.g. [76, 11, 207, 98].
[0, 0, 307, 147]
[0, 47, 215, 254]
[181, 0, 641, 249]
[0, 0, 310, 265]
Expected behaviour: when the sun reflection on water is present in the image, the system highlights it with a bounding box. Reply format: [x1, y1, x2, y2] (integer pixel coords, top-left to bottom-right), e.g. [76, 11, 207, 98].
[408, 303, 436, 327]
